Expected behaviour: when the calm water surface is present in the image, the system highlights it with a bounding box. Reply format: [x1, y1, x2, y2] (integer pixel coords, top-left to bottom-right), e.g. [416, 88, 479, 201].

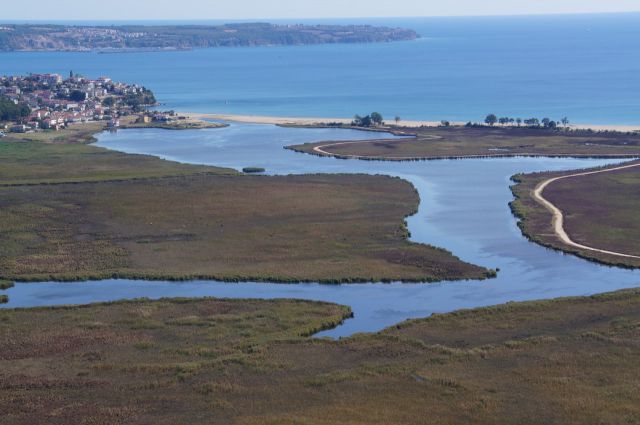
[4, 124, 640, 337]
[1, 14, 639, 124]
[3, 14, 640, 335]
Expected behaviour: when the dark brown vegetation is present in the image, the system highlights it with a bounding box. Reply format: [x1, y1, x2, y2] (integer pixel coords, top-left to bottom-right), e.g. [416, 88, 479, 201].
[0, 131, 489, 282]
[0, 173, 488, 282]
[511, 161, 640, 268]
[287, 126, 640, 161]
[0, 135, 236, 186]
[0, 280, 13, 290]
[2, 289, 640, 424]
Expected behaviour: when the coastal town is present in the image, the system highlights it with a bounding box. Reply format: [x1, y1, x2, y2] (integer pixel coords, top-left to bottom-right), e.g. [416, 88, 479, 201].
[0, 72, 173, 137]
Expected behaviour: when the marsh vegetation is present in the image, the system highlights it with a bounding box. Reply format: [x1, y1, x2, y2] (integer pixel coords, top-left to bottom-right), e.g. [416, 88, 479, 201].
[288, 126, 640, 161]
[0, 130, 489, 283]
[2, 289, 640, 423]
[511, 161, 640, 268]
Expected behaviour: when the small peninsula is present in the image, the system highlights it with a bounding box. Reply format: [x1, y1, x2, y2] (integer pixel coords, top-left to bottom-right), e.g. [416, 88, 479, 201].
[287, 121, 640, 161]
[511, 161, 640, 268]
[0, 23, 419, 52]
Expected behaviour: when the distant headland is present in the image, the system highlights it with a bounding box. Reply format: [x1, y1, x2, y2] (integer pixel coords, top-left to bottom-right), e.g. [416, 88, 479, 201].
[0, 23, 419, 52]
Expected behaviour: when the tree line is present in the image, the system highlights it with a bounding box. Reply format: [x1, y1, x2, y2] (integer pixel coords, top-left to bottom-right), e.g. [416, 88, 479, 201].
[352, 112, 384, 127]
[484, 114, 570, 129]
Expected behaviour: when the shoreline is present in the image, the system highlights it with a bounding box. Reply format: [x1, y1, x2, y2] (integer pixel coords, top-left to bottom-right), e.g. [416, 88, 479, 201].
[180, 112, 460, 128]
[179, 112, 640, 132]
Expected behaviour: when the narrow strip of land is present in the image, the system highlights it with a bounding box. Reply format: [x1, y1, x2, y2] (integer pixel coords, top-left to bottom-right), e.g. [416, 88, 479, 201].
[182, 112, 640, 132]
[311, 135, 442, 159]
[288, 126, 640, 161]
[181, 112, 460, 128]
[533, 162, 640, 260]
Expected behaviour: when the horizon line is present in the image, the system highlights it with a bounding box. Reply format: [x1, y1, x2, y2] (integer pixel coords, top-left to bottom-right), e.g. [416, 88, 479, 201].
[2, 10, 640, 22]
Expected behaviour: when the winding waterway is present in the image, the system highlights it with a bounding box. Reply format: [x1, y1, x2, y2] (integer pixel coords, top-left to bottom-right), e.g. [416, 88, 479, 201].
[3, 123, 640, 338]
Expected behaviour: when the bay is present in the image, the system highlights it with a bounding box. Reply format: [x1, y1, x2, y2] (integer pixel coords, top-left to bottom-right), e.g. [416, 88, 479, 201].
[1, 14, 639, 124]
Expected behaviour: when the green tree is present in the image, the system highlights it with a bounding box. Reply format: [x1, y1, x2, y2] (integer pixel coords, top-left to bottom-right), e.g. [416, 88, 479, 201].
[485, 114, 498, 126]
[394, 116, 401, 125]
[102, 97, 116, 107]
[370, 112, 383, 126]
[524, 118, 540, 127]
[0, 97, 31, 121]
[69, 90, 86, 102]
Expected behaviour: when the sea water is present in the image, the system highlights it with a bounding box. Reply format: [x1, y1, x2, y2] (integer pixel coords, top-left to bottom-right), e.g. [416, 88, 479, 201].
[1, 14, 639, 125]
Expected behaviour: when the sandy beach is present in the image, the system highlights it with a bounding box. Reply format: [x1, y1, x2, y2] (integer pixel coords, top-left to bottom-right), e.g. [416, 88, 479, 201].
[179, 112, 459, 128]
[179, 112, 640, 132]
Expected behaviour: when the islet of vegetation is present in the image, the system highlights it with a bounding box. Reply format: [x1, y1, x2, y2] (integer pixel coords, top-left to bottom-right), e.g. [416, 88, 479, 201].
[0, 280, 14, 290]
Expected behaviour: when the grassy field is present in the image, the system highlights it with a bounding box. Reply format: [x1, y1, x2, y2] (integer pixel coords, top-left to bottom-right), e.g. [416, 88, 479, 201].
[0, 117, 237, 185]
[0, 139, 237, 185]
[287, 126, 640, 160]
[2, 289, 640, 424]
[3, 121, 107, 144]
[511, 161, 640, 268]
[0, 127, 490, 282]
[2, 117, 223, 146]
[0, 173, 489, 282]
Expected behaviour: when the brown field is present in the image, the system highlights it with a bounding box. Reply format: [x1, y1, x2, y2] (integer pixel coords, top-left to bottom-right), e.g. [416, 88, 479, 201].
[511, 161, 640, 268]
[0, 134, 489, 283]
[0, 138, 237, 186]
[287, 126, 640, 160]
[2, 289, 640, 424]
[0, 173, 489, 282]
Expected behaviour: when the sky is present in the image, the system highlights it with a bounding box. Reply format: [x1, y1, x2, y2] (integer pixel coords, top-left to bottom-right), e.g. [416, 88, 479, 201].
[3, 0, 640, 20]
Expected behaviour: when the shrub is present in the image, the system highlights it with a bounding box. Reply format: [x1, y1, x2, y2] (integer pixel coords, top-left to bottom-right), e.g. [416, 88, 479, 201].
[0, 280, 14, 290]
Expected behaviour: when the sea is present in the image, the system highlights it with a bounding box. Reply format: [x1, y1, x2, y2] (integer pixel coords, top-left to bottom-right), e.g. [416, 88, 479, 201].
[1, 13, 639, 125]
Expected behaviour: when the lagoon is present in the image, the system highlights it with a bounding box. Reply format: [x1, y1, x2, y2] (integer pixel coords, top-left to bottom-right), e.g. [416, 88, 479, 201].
[3, 13, 640, 336]
[3, 123, 640, 337]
